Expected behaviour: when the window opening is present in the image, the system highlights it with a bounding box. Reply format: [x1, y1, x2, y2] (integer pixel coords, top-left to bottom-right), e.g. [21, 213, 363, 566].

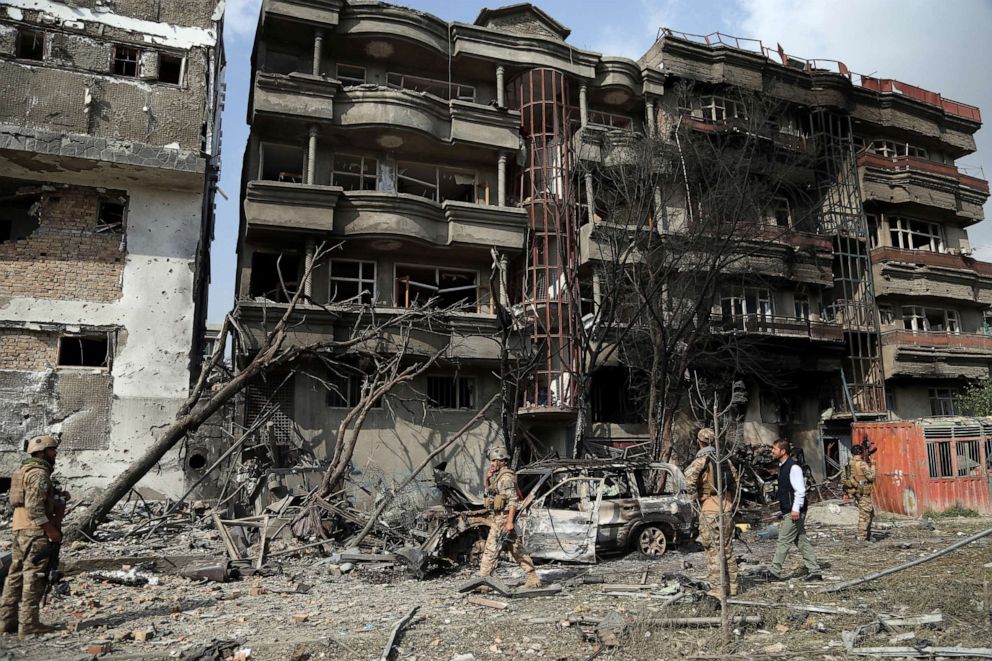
[249, 252, 301, 303]
[337, 64, 366, 86]
[386, 72, 475, 102]
[324, 368, 380, 408]
[928, 388, 957, 416]
[926, 440, 953, 477]
[332, 154, 377, 190]
[260, 143, 305, 183]
[112, 45, 141, 77]
[427, 375, 476, 409]
[957, 440, 980, 477]
[16, 29, 44, 61]
[794, 296, 810, 321]
[158, 54, 182, 84]
[329, 259, 375, 304]
[889, 216, 943, 252]
[265, 50, 302, 75]
[394, 265, 477, 311]
[58, 335, 109, 367]
[396, 162, 475, 203]
[97, 199, 126, 233]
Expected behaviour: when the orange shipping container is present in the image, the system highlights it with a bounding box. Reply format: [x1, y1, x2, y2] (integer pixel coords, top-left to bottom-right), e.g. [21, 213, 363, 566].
[852, 418, 992, 516]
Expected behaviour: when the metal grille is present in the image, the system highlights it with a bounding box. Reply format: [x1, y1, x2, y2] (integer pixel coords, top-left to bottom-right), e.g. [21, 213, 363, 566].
[922, 424, 982, 440]
[56, 371, 112, 450]
[245, 373, 296, 446]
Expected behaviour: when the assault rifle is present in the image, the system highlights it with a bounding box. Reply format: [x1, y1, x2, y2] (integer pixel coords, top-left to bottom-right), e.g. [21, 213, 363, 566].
[41, 542, 63, 606]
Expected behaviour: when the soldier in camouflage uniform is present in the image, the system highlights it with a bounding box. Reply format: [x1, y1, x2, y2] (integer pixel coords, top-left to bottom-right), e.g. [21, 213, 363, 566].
[1, 435, 65, 638]
[843, 444, 876, 541]
[683, 428, 739, 598]
[478, 446, 541, 588]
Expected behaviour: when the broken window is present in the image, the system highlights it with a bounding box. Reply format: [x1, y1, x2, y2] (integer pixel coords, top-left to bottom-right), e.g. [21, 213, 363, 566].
[16, 29, 45, 61]
[901, 307, 959, 333]
[329, 259, 375, 304]
[591, 367, 641, 423]
[889, 216, 943, 252]
[586, 109, 633, 130]
[0, 187, 41, 244]
[720, 287, 772, 321]
[794, 295, 810, 321]
[249, 251, 300, 303]
[697, 95, 745, 123]
[928, 388, 957, 417]
[337, 64, 366, 86]
[927, 440, 954, 477]
[396, 162, 475, 203]
[57, 335, 110, 368]
[957, 440, 980, 477]
[865, 213, 880, 249]
[767, 197, 792, 227]
[259, 143, 305, 183]
[386, 72, 475, 102]
[427, 375, 475, 409]
[636, 468, 677, 496]
[112, 45, 141, 77]
[326, 370, 361, 408]
[97, 199, 126, 233]
[395, 265, 478, 311]
[264, 49, 303, 75]
[331, 154, 377, 191]
[158, 54, 183, 84]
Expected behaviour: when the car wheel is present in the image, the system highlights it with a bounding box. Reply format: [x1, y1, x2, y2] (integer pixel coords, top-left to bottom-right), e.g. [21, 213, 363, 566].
[636, 525, 668, 558]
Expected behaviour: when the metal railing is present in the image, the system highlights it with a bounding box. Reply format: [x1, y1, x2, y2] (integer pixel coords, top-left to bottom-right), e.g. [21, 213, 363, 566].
[881, 329, 992, 352]
[870, 246, 992, 275]
[857, 153, 990, 193]
[710, 314, 844, 342]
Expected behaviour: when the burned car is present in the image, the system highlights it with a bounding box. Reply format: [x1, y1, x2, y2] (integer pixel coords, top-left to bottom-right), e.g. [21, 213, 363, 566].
[517, 460, 697, 563]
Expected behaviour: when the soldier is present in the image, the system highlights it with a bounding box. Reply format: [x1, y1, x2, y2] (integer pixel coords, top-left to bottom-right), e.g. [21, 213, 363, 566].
[478, 446, 541, 589]
[1, 435, 65, 638]
[843, 444, 876, 542]
[683, 428, 739, 598]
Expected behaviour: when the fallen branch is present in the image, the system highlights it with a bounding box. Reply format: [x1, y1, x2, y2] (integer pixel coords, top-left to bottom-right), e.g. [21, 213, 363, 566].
[348, 393, 499, 548]
[821, 525, 992, 593]
[726, 599, 857, 615]
[380, 605, 418, 661]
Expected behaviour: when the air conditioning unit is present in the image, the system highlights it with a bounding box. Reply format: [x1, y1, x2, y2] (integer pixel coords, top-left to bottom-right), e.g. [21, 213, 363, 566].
[960, 239, 974, 257]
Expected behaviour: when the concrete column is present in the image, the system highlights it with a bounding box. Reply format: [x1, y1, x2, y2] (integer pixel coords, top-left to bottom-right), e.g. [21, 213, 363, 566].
[584, 173, 595, 223]
[592, 271, 602, 311]
[312, 29, 324, 76]
[579, 84, 588, 128]
[497, 152, 507, 207]
[496, 65, 505, 107]
[499, 253, 509, 308]
[306, 126, 318, 184]
[645, 97, 656, 137]
[304, 239, 315, 299]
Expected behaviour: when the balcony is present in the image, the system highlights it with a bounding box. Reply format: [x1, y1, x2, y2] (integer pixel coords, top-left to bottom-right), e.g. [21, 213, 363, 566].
[710, 314, 845, 343]
[881, 329, 992, 380]
[262, 0, 342, 28]
[858, 153, 989, 222]
[334, 191, 526, 249]
[870, 246, 992, 305]
[243, 180, 341, 235]
[252, 72, 337, 122]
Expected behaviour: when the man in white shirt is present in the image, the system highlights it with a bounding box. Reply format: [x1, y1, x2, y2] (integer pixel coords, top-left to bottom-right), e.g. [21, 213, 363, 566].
[768, 438, 821, 580]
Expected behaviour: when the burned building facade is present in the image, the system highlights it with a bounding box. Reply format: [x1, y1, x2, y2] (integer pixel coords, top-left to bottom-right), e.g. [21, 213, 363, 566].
[0, 0, 224, 496]
[237, 0, 988, 488]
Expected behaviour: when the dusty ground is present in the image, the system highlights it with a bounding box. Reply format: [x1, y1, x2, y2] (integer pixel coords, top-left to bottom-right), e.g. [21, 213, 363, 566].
[1, 506, 990, 660]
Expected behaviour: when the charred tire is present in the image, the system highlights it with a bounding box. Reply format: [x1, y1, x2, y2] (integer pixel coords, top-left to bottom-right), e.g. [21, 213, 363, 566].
[633, 523, 670, 559]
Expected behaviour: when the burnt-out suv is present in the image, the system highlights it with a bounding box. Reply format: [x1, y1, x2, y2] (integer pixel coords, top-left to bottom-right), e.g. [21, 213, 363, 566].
[517, 460, 696, 563]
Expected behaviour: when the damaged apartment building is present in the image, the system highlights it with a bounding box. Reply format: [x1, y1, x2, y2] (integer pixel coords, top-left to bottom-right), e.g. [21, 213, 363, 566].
[0, 0, 224, 496]
[236, 0, 988, 489]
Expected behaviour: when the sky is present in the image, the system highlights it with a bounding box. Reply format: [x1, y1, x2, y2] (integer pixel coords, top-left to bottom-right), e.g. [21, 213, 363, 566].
[207, 0, 992, 323]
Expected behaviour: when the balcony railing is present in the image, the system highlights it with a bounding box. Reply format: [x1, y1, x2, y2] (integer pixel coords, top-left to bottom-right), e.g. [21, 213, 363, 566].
[710, 314, 844, 342]
[858, 153, 990, 194]
[881, 329, 992, 353]
[871, 246, 992, 276]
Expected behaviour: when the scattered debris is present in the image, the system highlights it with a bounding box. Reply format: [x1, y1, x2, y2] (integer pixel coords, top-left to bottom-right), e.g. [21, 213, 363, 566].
[380, 605, 419, 661]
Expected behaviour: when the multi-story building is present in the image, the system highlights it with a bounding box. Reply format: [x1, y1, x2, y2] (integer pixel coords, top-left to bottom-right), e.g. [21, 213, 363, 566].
[237, 0, 987, 489]
[0, 0, 224, 496]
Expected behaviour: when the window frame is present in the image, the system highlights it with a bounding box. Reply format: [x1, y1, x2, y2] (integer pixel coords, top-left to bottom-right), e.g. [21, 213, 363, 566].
[15, 28, 45, 61]
[928, 387, 958, 417]
[328, 258, 376, 304]
[889, 216, 944, 253]
[395, 160, 477, 204]
[157, 52, 185, 85]
[111, 44, 142, 77]
[336, 63, 366, 86]
[901, 306, 960, 333]
[698, 95, 744, 123]
[426, 375, 477, 410]
[56, 334, 111, 369]
[386, 71, 475, 102]
[331, 153, 378, 191]
[393, 263, 480, 312]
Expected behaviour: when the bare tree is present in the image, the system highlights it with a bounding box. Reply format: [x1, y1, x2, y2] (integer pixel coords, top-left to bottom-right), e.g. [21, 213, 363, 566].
[66, 244, 457, 541]
[572, 82, 821, 461]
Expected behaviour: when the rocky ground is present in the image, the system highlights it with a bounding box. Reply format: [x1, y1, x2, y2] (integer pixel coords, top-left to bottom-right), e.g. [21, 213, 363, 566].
[1, 504, 990, 660]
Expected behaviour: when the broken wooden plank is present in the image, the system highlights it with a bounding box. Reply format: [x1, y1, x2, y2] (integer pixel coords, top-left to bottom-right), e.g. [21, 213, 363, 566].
[339, 551, 397, 563]
[879, 613, 943, 628]
[255, 515, 269, 570]
[457, 576, 512, 596]
[600, 583, 660, 591]
[846, 646, 992, 658]
[822, 525, 992, 594]
[379, 605, 418, 661]
[467, 595, 508, 610]
[727, 599, 857, 615]
[212, 511, 241, 562]
[508, 583, 562, 598]
[647, 616, 762, 627]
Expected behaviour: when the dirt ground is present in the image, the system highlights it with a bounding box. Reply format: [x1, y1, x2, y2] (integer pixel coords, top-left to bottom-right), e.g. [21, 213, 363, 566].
[1, 506, 990, 660]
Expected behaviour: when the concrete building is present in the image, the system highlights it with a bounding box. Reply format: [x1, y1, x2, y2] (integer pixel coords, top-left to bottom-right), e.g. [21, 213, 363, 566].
[237, 0, 988, 489]
[0, 0, 224, 497]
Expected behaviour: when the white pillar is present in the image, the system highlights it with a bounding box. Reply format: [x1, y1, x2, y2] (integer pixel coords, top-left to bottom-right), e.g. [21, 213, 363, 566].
[645, 97, 656, 137]
[579, 84, 588, 128]
[304, 239, 315, 299]
[496, 65, 505, 108]
[584, 173, 595, 223]
[592, 271, 602, 311]
[312, 29, 324, 76]
[497, 152, 507, 207]
[499, 253, 509, 308]
[306, 126, 318, 185]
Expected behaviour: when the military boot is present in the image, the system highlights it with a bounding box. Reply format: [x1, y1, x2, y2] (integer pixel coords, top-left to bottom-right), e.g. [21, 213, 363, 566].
[1, 619, 16, 636]
[18, 621, 57, 639]
[524, 572, 542, 589]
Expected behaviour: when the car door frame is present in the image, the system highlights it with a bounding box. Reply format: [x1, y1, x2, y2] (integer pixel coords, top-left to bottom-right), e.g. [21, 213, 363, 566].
[522, 476, 606, 563]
